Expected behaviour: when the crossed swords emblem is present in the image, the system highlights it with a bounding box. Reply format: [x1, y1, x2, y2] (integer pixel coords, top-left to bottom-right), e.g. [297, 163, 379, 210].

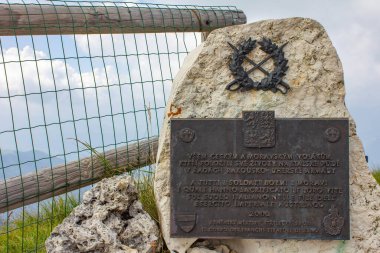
[226, 38, 290, 94]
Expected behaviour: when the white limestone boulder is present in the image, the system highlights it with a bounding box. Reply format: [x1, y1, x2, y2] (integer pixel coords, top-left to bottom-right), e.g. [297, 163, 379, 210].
[154, 18, 380, 253]
[45, 175, 159, 253]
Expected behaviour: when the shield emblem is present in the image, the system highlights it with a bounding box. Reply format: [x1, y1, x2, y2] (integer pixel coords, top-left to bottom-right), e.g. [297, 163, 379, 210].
[243, 111, 276, 148]
[323, 206, 344, 235]
[175, 213, 197, 233]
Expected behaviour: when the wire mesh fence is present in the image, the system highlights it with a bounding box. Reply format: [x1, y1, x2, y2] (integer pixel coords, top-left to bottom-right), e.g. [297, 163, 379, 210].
[0, 0, 244, 252]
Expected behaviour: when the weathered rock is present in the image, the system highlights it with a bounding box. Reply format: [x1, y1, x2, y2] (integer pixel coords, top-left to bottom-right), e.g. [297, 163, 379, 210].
[154, 18, 380, 253]
[187, 248, 219, 253]
[45, 175, 159, 253]
[214, 245, 231, 253]
[187, 241, 233, 253]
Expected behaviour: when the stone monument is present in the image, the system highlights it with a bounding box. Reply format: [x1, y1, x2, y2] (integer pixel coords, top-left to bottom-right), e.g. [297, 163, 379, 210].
[154, 18, 380, 253]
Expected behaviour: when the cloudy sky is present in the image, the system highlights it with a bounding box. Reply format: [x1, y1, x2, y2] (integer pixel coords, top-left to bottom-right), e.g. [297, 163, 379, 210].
[0, 0, 379, 175]
[155, 0, 380, 167]
[0, 0, 200, 179]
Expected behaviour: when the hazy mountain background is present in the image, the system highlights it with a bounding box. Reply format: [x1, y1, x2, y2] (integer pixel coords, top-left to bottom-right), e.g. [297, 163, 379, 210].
[1, 150, 64, 179]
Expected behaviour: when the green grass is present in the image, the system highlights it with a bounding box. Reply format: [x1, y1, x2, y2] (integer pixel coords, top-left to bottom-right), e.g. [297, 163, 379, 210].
[372, 169, 380, 185]
[0, 173, 166, 253]
[0, 133, 165, 253]
[0, 196, 79, 253]
[137, 173, 159, 223]
[136, 172, 169, 252]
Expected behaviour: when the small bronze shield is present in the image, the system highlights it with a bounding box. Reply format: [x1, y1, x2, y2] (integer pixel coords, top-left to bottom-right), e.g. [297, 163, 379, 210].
[175, 213, 197, 233]
[323, 206, 344, 235]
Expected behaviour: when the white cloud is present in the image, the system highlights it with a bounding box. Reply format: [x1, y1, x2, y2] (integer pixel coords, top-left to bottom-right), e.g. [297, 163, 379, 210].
[0, 30, 200, 154]
[351, 0, 380, 17]
[0, 45, 119, 152]
[0, 45, 118, 97]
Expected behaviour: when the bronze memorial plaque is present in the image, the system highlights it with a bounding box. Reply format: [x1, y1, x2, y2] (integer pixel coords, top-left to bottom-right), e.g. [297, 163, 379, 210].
[170, 111, 349, 240]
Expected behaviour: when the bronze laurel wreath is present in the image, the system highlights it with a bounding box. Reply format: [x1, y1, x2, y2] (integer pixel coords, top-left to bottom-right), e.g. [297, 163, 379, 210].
[226, 37, 290, 94]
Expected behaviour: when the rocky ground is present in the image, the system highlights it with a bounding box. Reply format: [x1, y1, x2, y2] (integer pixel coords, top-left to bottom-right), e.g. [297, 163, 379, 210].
[45, 175, 159, 253]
